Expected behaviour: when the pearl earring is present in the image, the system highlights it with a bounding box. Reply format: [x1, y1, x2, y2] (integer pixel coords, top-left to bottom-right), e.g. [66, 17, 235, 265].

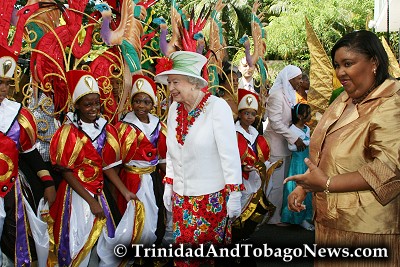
[373, 68, 376, 75]
[191, 88, 195, 91]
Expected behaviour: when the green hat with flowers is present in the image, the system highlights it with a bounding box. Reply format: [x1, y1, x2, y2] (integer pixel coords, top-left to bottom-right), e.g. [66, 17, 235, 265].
[154, 51, 208, 88]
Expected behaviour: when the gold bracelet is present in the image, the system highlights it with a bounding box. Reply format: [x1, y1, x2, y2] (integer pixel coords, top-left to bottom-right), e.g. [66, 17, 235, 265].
[324, 176, 332, 194]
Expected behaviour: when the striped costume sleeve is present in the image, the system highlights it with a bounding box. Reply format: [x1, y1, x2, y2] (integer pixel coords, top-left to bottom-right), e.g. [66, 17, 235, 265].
[102, 124, 122, 169]
[115, 121, 137, 163]
[18, 108, 38, 152]
[256, 135, 270, 163]
[50, 124, 85, 170]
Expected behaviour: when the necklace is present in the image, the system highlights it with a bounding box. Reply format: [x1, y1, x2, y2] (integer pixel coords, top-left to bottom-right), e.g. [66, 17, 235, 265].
[176, 92, 211, 145]
[352, 84, 376, 104]
[186, 91, 203, 112]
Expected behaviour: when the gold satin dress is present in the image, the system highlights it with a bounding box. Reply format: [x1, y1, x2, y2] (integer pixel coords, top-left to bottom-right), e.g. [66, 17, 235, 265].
[310, 79, 400, 266]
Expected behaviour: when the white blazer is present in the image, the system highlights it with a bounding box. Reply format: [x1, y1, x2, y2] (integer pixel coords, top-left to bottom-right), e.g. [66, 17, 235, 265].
[166, 95, 242, 196]
[264, 90, 299, 157]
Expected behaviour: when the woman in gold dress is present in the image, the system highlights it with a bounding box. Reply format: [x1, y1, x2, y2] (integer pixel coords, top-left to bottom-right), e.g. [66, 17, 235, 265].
[285, 30, 400, 266]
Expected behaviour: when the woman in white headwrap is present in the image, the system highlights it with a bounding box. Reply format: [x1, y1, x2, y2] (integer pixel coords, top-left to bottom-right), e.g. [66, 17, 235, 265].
[264, 65, 305, 225]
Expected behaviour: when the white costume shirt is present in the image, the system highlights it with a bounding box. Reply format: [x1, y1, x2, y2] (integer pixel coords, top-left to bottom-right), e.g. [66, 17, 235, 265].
[166, 95, 242, 196]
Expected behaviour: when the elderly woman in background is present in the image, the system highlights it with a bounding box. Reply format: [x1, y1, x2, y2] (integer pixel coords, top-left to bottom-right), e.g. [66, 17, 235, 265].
[285, 30, 400, 266]
[264, 65, 306, 226]
[155, 51, 242, 266]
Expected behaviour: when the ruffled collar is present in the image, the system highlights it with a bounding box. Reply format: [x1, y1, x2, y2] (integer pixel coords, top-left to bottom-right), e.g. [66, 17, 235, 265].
[123, 111, 159, 137]
[235, 120, 258, 145]
[0, 98, 21, 134]
[66, 112, 107, 141]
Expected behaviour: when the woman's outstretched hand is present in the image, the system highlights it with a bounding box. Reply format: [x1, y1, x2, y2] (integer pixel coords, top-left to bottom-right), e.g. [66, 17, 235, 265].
[284, 158, 328, 192]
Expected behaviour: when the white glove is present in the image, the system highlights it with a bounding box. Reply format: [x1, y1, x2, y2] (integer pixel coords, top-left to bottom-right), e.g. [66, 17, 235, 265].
[163, 184, 173, 212]
[227, 191, 242, 219]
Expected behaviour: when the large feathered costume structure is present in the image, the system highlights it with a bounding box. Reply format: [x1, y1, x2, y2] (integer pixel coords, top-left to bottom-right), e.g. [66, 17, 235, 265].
[95, 0, 143, 74]
[240, 1, 268, 82]
[305, 17, 342, 132]
[94, 0, 157, 119]
[206, 0, 228, 92]
[155, 0, 184, 56]
[1, 0, 58, 91]
[29, 0, 101, 113]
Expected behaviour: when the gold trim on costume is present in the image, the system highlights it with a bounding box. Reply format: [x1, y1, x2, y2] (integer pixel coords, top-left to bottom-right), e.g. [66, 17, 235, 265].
[256, 139, 270, 163]
[117, 123, 129, 140]
[123, 131, 137, 159]
[70, 134, 87, 167]
[233, 190, 261, 226]
[78, 158, 100, 182]
[160, 123, 167, 137]
[124, 165, 156, 175]
[37, 169, 50, 178]
[0, 154, 13, 182]
[249, 211, 264, 223]
[18, 113, 36, 146]
[233, 160, 282, 228]
[119, 200, 145, 267]
[106, 131, 121, 162]
[131, 200, 145, 244]
[42, 211, 57, 266]
[119, 123, 136, 160]
[71, 218, 106, 267]
[240, 149, 249, 162]
[136, 131, 145, 147]
[56, 125, 71, 164]
[57, 126, 88, 167]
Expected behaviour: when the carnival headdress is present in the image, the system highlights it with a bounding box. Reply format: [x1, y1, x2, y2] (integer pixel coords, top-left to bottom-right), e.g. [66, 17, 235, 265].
[238, 88, 259, 111]
[66, 70, 100, 104]
[131, 74, 157, 104]
[0, 47, 18, 79]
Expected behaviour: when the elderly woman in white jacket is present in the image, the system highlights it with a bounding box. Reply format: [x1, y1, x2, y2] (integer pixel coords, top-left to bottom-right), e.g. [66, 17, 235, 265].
[155, 51, 242, 265]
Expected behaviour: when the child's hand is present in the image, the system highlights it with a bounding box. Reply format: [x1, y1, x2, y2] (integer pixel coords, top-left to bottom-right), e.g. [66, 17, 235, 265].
[276, 160, 283, 169]
[295, 138, 306, 151]
[44, 185, 56, 207]
[89, 201, 105, 219]
[243, 165, 257, 172]
[125, 191, 138, 202]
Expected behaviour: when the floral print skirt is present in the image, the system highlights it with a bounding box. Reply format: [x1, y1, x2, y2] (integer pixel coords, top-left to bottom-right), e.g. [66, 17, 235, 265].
[172, 189, 232, 266]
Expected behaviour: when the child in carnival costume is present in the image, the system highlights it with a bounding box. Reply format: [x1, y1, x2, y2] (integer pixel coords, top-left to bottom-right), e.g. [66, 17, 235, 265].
[233, 88, 279, 240]
[48, 70, 138, 266]
[115, 74, 167, 246]
[0, 47, 56, 267]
